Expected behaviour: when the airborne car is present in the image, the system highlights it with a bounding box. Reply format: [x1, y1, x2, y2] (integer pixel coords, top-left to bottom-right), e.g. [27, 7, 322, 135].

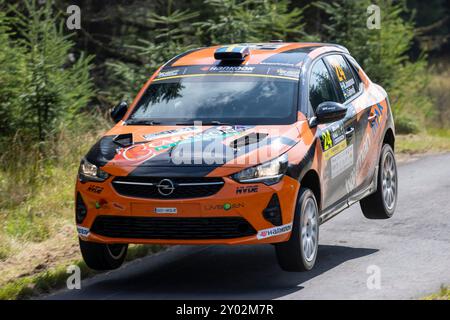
[76, 42, 398, 272]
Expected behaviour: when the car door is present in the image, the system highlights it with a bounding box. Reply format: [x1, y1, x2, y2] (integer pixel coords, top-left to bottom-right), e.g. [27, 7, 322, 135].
[346, 54, 382, 195]
[308, 58, 356, 211]
[324, 54, 377, 198]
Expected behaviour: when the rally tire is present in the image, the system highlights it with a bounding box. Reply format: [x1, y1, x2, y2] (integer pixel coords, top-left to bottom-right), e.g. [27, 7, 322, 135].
[360, 144, 398, 219]
[79, 239, 128, 271]
[275, 188, 319, 272]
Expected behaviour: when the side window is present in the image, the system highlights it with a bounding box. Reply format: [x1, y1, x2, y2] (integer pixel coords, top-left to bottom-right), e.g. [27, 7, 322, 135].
[309, 59, 338, 112]
[325, 55, 359, 102]
[345, 55, 363, 87]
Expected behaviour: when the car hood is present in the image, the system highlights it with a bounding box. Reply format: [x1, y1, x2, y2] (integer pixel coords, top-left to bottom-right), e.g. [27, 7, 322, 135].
[86, 124, 300, 176]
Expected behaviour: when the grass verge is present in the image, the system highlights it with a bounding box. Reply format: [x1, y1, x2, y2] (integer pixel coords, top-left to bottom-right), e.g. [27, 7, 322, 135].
[396, 130, 450, 154]
[424, 286, 450, 300]
[0, 244, 166, 300]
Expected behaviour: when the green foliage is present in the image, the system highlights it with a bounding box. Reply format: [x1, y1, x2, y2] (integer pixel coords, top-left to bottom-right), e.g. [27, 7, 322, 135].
[427, 64, 450, 129]
[0, 116, 107, 242]
[395, 115, 420, 134]
[396, 130, 450, 154]
[196, 0, 259, 44]
[0, 10, 26, 138]
[253, 0, 309, 42]
[0, 1, 97, 248]
[196, 0, 306, 44]
[107, 0, 308, 103]
[106, 1, 200, 102]
[315, 0, 434, 133]
[0, 0, 95, 144]
[16, 0, 95, 141]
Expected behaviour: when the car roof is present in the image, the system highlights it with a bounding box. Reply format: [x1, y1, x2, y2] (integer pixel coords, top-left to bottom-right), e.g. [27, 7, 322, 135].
[166, 42, 349, 68]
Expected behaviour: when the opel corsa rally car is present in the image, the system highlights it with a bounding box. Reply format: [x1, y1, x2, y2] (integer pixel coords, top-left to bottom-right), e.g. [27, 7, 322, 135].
[76, 42, 398, 272]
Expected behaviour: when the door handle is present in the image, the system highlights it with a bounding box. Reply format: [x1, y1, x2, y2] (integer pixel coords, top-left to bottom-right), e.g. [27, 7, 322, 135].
[346, 127, 355, 138]
[368, 113, 377, 123]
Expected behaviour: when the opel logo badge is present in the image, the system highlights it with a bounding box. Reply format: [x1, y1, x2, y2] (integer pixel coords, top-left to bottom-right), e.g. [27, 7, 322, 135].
[156, 179, 175, 196]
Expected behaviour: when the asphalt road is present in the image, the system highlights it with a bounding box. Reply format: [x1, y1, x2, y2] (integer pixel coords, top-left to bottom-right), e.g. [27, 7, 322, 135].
[48, 153, 450, 300]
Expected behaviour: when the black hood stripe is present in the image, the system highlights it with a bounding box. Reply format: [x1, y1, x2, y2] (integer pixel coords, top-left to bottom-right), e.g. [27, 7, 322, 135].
[286, 139, 317, 180]
[85, 136, 117, 167]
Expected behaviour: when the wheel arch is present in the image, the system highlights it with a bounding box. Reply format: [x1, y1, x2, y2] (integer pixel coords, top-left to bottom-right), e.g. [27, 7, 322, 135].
[383, 127, 395, 151]
[299, 170, 322, 211]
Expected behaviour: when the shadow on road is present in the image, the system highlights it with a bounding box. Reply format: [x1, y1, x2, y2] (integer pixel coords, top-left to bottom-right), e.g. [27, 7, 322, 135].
[55, 244, 378, 299]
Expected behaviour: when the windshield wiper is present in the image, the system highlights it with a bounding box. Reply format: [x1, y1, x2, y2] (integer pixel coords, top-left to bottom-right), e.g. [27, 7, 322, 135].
[126, 119, 162, 126]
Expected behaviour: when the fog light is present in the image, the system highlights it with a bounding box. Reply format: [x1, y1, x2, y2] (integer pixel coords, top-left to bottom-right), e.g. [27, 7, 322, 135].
[76, 193, 87, 224]
[263, 194, 282, 226]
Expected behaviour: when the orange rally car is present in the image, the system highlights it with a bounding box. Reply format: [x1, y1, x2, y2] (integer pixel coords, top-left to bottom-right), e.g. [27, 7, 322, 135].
[76, 42, 398, 272]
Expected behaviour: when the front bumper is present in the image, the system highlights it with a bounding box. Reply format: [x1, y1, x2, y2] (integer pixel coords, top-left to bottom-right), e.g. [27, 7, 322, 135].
[75, 174, 299, 245]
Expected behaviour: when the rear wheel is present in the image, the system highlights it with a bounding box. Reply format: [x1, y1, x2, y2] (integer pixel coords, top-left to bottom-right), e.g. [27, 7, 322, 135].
[275, 188, 319, 272]
[360, 144, 398, 219]
[79, 239, 128, 271]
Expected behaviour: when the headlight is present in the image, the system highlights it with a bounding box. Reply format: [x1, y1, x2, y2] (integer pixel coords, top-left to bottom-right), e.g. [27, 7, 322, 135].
[232, 154, 288, 185]
[78, 158, 110, 182]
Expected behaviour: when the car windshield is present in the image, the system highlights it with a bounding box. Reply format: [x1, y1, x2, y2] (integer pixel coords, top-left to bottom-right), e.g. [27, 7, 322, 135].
[127, 75, 298, 125]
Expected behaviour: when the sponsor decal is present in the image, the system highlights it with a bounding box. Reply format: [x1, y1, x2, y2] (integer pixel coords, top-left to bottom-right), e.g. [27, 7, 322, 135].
[94, 199, 107, 210]
[329, 122, 346, 144]
[142, 127, 200, 141]
[152, 65, 300, 82]
[153, 140, 181, 152]
[153, 126, 246, 152]
[342, 86, 356, 100]
[342, 78, 355, 89]
[346, 135, 370, 193]
[260, 62, 296, 67]
[154, 207, 177, 214]
[332, 63, 346, 82]
[330, 59, 357, 99]
[370, 103, 384, 131]
[320, 122, 345, 152]
[208, 66, 255, 73]
[87, 185, 103, 194]
[257, 223, 293, 240]
[157, 69, 181, 78]
[276, 68, 300, 78]
[204, 203, 244, 211]
[115, 125, 253, 165]
[77, 226, 90, 238]
[236, 185, 259, 195]
[323, 140, 347, 161]
[331, 145, 354, 179]
[321, 130, 333, 151]
[122, 144, 154, 161]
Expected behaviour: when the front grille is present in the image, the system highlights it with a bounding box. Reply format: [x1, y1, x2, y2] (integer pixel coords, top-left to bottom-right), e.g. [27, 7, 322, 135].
[112, 177, 224, 199]
[91, 216, 257, 240]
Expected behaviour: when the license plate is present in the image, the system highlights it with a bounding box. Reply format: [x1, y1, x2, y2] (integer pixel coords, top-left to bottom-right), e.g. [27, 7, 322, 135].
[154, 207, 177, 214]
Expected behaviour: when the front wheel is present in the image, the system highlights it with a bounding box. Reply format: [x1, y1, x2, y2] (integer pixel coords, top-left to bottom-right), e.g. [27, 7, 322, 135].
[275, 188, 319, 272]
[360, 144, 398, 219]
[79, 239, 128, 271]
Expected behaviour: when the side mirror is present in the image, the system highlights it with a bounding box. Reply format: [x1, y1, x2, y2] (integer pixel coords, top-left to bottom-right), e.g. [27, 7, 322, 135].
[110, 101, 128, 123]
[315, 101, 347, 125]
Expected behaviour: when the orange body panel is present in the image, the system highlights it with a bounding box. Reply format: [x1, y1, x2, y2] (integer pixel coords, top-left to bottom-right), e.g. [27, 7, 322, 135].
[76, 175, 299, 245]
